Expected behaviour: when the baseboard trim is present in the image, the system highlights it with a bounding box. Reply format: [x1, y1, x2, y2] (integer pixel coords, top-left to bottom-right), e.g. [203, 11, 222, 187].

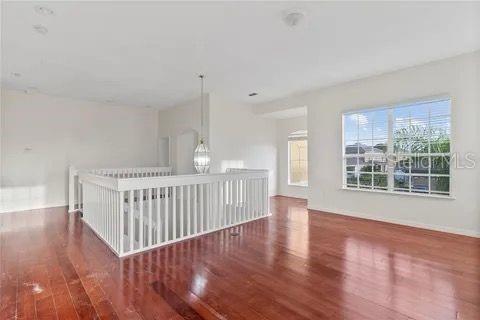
[272, 194, 307, 201]
[0, 203, 67, 214]
[308, 204, 480, 238]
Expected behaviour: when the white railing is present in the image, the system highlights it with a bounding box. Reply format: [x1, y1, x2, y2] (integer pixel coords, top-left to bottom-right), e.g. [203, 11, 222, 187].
[68, 166, 172, 213]
[79, 170, 269, 257]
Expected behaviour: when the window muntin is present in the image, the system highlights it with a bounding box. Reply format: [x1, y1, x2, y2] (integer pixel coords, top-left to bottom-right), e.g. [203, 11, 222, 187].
[343, 98, 451, 196]
[288, 131, 308, 186]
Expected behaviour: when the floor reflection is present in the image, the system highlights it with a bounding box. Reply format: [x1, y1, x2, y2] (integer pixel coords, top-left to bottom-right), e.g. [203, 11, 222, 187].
[1, 198, 479, 319]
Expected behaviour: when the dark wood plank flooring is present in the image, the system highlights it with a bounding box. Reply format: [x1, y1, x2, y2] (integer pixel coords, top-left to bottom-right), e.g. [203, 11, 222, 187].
[1, 196, 479, 319]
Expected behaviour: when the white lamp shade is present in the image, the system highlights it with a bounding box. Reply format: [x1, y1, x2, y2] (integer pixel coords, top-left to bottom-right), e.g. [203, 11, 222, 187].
[194, 141, 210, 173]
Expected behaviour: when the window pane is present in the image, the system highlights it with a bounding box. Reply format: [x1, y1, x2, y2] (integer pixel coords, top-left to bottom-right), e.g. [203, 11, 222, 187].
[394, 174, 409, 190]
[372, 139, 387, 153]
[358, 157, 372, 172]
[357, 140, 371, 154]
[429, 99, 450, 117]
[346, 172, 357, 186]
[393, 138, 409, 154]
[372, 161, 387, 173]
[431, 176, 449, 193]
[345, 157, 358, 172]
[410, 137, 429, 154]
[411, 156, 429, 174]
[373, 174, 387, 189]
[344, 114, 358, 141]
[431, 156, 450, 175]
[358, 112, 374, 140]
[411, 176, 429, 192]
[372, 110, 388, 140]
[345, 141, 359, 155]
[395, 155, 411, 174]
[289, 139, 308, 185]
[393, 106, 411, 134]
[430, 140, 450, 153]
[359, 173, 372, 187]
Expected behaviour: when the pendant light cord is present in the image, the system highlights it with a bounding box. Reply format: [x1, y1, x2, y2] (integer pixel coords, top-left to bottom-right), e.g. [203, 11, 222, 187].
[199, 75, 204, 142]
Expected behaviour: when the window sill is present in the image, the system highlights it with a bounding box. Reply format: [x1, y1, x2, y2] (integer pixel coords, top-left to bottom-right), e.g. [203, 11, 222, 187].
[340, 187, 455, 200]
[288, 183, 308, 188]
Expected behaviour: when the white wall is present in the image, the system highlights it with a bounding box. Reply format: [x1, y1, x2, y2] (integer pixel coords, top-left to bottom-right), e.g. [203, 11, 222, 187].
[157, 93, 277, 195]
[175, 130, 197, 175]
[157, 95, 209, 174]
[209, 94, 277, 196]
[276, 116, 307, 199]
[257, 51, 480, 237]
[1, 89, 159, 212]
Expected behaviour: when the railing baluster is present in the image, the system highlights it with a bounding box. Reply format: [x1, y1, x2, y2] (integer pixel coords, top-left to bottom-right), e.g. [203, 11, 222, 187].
[253, 179, 257, 219]
[200, 184, 204, 232]
[156, 187, 161, 245]
[193, 184, 197, 234]
[101, 186, 104, 235]
[223, 181, 227, 226]
[107, 189, 111, 244]
[232, 180, 237, 224]
[218, 181, 222, 228]
[206, 184, 210, 231]
[129, 190, 134, 252]
[215, 183, 218, 228]
[251, 179, 254, 219]
[180, 185, 184, 238]
[119, 191, 124, 255]
[164, 187, 169, 242]
[187, 185, 191, 236]
[240, 179, 248, 221]
[148, 188, 153, 247]
[172, 186, 177, 240]
[263, 178, 267, 215]
[230, 180, 234, 224]
[139, 189, 144, 249]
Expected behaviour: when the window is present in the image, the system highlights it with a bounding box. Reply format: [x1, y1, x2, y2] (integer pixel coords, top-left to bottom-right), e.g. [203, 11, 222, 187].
[288, 130, 308, 186]
[343, 98, 451, 196]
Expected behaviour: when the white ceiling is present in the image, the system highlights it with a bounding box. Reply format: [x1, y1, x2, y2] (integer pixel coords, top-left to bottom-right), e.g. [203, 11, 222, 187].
[2, 1, 480, 109]
[260, 106, 307, 120]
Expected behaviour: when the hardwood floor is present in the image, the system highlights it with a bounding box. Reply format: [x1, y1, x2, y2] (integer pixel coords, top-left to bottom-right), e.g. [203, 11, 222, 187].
[1, 196, 479, 320]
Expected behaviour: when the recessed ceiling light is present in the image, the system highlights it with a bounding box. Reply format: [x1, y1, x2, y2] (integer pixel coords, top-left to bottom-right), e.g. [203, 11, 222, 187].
[24, 87, 38, 94]
[33, 24, 48, 35]
[11, 72, 21, 77]
[248, 92, 258, 97]
[282, 10, 305, 27]
[34, 5, 54, 16]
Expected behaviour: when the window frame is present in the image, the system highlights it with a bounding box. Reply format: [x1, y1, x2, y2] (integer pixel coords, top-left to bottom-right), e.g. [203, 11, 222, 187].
[341, 96, 453, 198]
[288, 134, 308, 187]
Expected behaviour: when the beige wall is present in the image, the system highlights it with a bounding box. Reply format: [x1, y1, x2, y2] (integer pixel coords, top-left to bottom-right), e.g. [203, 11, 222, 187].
[1, 89, 159, 212]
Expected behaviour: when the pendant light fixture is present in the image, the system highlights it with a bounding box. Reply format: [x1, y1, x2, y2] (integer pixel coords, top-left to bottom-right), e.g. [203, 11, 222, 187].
[194, 75, 210, 173]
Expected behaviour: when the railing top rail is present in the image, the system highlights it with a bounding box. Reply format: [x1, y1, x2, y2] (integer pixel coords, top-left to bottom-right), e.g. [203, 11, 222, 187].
[93, 166, 172, 171]
[79, 172, 119, 190]
[226, 168, 269, 172]
[71, 166, 172, 176]
[79, 170, 268, 191]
